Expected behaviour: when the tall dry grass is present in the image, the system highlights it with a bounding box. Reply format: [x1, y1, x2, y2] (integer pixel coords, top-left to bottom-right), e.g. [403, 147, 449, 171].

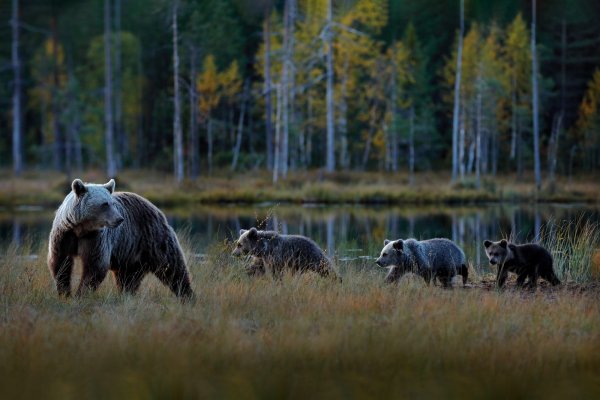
[541, 216, 600, 283]
[0, 233, 599, 399]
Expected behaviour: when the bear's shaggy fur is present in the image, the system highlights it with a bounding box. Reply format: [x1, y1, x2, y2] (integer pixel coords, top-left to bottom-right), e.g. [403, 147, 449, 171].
[483, 239, 560, 289]
[232, 228, 339, 280]
[47, 179, 194, 300]
[375, 238, 468, 287]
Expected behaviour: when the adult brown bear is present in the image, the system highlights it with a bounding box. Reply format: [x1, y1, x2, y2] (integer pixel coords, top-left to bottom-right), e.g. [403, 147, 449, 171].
[47, 179, 194, 300]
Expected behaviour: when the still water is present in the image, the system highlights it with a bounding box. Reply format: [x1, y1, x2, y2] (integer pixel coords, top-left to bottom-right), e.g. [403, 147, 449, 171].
[2, 203, 599, 271]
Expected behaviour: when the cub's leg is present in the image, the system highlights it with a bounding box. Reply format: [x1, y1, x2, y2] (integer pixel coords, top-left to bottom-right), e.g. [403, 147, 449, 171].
[385, 266, 402, 283]
[245, 257, 265, 277]
[496, 266, 509, 289]
[525, 267, 539, 289]
[515, 272, 528, 288]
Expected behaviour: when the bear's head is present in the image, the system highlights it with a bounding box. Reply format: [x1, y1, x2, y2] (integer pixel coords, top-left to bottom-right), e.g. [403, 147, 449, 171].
[232, 227, 277, 257]
[69, 179, 124, 235]
[483, 239, 514, 266]
[375, 239, 407, 270]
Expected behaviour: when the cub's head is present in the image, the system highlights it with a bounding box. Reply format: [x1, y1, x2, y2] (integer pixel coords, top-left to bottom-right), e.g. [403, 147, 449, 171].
[232, 228, 277, 257]
[69, 179, 124, 234]
[375, 239, 405, 269]
[483, 239, 513, 265]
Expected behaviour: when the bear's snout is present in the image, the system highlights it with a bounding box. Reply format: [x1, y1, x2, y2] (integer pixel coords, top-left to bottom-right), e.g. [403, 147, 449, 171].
[375, 258, 382, 267]
[489, 259, 497, 265]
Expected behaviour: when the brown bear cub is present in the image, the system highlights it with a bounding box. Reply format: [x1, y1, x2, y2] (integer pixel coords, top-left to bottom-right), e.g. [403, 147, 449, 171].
[483, 239, 561, 289]
[232, 228, 339, 280]
[48, 179, 195, 300]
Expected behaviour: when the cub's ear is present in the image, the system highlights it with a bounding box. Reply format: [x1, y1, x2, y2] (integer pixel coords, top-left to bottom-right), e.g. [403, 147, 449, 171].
[248, 227, 258, 238]
[384, 239, 391, 246]
[239, 229, 247, 236]
[483, 240, 492, 248]
[104, 179, 116, 194]
[500, 239, 508, 249]
[72, 179, 86, 197]
[392, 240, 403, 251]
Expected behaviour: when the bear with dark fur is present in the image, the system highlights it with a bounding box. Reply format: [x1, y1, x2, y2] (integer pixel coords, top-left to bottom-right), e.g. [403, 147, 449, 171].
[232, 228, 338, 280]
[47, 179, 194, 300]
[375, 238, 468, 287]
[483, 239, 560, 289]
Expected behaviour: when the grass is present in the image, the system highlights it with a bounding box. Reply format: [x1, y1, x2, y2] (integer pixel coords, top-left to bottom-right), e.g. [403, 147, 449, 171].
[1, 230, 600, 399]
[1, 169, 600, 209]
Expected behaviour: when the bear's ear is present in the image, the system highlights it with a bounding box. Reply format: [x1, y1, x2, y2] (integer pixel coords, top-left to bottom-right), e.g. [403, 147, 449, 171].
[483, 240, 492, 248]
[392, 240, 403, 251]
[239, 229, 247, 236]
[104, 179, 115, 194]
[384, 239, 391, 246]
[500, 239, 508, 249]
[248, 227, 258, 238]
[72, 179, 86, 197]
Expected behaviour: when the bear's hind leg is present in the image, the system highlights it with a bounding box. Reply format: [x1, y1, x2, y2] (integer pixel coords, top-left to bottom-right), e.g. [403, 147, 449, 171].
[113, 266, 147, 294]
[153, 246, 194, 301]
[515, 272, 528, 287]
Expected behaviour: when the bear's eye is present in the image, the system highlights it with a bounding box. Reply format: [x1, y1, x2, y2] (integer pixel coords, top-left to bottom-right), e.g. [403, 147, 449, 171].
[383, 253, 388, 257]
[101, 202, 110, 209]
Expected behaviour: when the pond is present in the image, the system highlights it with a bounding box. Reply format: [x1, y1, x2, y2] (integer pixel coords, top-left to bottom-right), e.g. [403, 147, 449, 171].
[2, 203, 599, 273]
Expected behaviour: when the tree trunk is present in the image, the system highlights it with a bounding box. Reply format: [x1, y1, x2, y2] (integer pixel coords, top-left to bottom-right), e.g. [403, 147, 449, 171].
[548, 113, 562, 186]
[263, 7, 274, 170]
[104, 0, 116, 178]
[408, 106, 415, 185]
[338, 56, 349, 170]
[51, 14, 63, 172]
[281, 0, 291, 178]
[11, 0, 23, 176]
[114, 0, 125, 168]
[390, 62, 398, 172]
[459, 106, 465, 179]
[189, 46, 199, 178]
[273, 84, 282, 183]
[325, 0, 335, 172]
[510, 74, 517, 160]
[172, 0, 184, 183]
[475, 76, 482, 189]
[231, 80, 249, 171]
[451, 0, 464, 181]
[531, 0, 541, 190]
[207, 119, 213, 175]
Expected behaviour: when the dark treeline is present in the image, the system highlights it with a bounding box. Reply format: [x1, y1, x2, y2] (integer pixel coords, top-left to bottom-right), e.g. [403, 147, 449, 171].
[1, 0, 599, 184]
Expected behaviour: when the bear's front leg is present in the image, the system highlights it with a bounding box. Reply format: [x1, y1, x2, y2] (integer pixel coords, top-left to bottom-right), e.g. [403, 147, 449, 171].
[47, 229, 77, 297]
[75, 236, 111, 297]
[385, 266, 403, 283]
[496, 265, 509, 289]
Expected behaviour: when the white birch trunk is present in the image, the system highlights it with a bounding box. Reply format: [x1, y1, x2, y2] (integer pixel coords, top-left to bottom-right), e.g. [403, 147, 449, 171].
[451, 0, 464, 181]
[325, 0, 335, 172]
[11, 0, 23, 176]
[104, 0, 116, 178]
[531, 0, 542, 189]
[189, 46, 199, 178]
[172, 0, 184, 183]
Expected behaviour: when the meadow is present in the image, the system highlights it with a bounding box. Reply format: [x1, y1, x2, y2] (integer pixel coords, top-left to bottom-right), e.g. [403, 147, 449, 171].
[1, 225, 599, 399]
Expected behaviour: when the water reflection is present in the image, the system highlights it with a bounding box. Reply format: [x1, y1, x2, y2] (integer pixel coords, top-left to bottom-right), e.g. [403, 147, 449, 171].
[1, 204, 598, 272]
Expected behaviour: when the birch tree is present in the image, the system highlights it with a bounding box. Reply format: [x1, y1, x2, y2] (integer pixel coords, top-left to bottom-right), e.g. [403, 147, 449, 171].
[172, 0, 184, 183]
[325, 0, 335, 172]
[451, 0, 464, 182]
[11, 0, 23, 176]
[104, 0, 116, 178]
[531, 0, 542, 189]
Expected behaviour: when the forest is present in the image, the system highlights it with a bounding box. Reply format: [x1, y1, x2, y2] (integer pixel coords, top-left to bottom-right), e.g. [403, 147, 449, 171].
[1, 0, 600, 185]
